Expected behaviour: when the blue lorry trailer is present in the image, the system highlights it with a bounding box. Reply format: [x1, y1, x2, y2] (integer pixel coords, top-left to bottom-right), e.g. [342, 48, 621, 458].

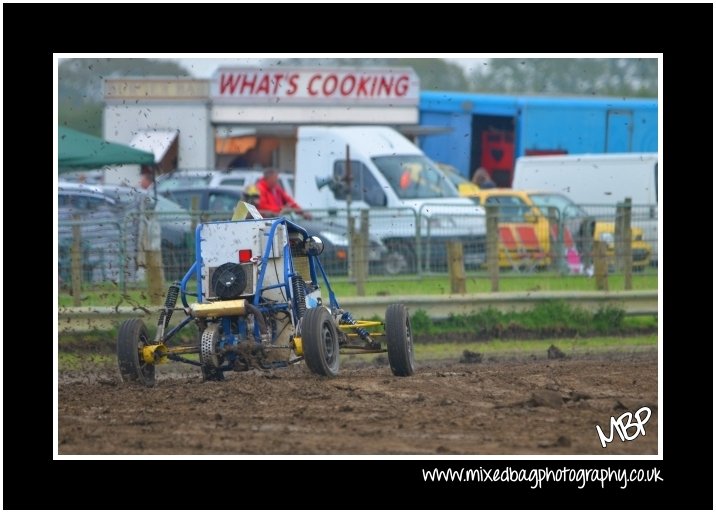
[419, 91, 657, 187]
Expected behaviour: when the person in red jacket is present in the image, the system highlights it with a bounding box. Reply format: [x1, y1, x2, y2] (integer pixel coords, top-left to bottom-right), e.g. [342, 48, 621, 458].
[255, 168, 312, 219]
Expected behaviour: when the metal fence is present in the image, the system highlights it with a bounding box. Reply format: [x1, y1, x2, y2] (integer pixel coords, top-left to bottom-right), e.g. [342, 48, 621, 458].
[304, 205, 487, 275]
[58, 218, 129, 287]
[564, 202, 658, 272]
[58, 200, 658, 296]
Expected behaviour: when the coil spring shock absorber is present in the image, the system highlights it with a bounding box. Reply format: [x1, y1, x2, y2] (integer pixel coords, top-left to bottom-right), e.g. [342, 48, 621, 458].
[155, 282, 180, 341]
[292, 274, 306, 321]
[341, 311, 374, 345]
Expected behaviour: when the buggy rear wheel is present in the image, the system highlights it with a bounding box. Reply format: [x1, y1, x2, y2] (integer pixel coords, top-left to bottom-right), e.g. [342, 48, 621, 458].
[302, 307, 340, 377]
[385, 304, 415, 376]
[200, 323, 225, 381]
[117, 319, 156, 386]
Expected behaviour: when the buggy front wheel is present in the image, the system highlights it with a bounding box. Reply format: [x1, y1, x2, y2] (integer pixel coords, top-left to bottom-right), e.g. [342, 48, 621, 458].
[117, 319, 156, 386]
[302, 307, 340, 377]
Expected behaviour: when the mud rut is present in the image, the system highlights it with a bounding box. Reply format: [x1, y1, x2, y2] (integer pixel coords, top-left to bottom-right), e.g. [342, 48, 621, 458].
[59, 350, 657, 455]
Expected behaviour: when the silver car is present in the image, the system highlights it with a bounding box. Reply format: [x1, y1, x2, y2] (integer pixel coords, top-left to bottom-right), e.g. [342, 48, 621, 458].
[156, 169, 295, 196]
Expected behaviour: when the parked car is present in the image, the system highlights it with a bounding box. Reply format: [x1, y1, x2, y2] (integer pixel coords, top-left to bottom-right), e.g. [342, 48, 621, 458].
[154, 169, 218, 191]
[218, 169, 294, 195]
[58, 183, 124, 284]
[438, 170, 653, 271]
[161, 186, 387, 275]
[57, 169, 106, 185]
[58, 182, 194, 284]
[99, 185, 194, 280]
[469, 188, 651, 271]
[156, 169, 295, 196]
[162, 185, 248, 215]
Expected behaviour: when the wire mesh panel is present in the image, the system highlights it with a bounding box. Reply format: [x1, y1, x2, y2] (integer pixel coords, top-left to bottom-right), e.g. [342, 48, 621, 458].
[58, 218, 126, 287]
[301, 207, 418, 276]
[58, 199, 658, 303]
[417, 203, 487, 274]
[568, 202, 658, 274]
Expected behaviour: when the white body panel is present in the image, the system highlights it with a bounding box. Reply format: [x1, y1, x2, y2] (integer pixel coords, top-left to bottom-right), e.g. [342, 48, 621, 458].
[198, 220, 287, 303]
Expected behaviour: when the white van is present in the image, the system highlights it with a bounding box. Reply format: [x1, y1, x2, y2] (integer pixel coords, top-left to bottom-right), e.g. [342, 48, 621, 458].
[513, 153, 658, 205]
[513, 153, 658, 264]
[294, 126, 486, 274]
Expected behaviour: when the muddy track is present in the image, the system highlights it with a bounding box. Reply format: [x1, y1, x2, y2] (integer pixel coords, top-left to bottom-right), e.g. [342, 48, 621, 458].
[58, 350, 657, 455]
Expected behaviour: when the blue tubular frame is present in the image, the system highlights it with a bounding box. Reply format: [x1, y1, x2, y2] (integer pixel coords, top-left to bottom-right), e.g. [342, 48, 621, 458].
[178, 223, 204, 306]
[180, 261, 198, 308]
[281, 218, 341, 310]
[194, 224, 204, 302]
[313, 256, 340, 310]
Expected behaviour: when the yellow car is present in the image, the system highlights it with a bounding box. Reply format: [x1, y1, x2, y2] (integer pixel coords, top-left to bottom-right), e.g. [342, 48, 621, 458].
[593, 222, 652, 271]
[468, 189, 651, 271]
[469, 189, 553, 270]
[436, 163, 652, 270]
[526, 193, 652, 271]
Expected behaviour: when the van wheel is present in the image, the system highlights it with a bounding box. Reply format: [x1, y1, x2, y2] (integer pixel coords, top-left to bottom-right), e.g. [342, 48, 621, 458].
[383, 242, 415, 275]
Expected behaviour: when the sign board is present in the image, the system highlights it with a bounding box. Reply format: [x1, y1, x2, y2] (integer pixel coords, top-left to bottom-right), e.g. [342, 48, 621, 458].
[104, 79, 209, 100]
[211, 67, 419, 106]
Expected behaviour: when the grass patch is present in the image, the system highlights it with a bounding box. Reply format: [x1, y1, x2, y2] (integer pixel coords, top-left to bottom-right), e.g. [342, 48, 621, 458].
[62, 335, 657, 373]
[329, 273, 658, 297]
[57, 302, 655, 352]
[58, 273, 657, 307]
[342, 334, 657, 365]
[58, 328, 119, 352]
[58, 352, 115, 370]
[413, 335, 657, 360]
[410, 302, 655, 339]
[58, 323, 200, 352]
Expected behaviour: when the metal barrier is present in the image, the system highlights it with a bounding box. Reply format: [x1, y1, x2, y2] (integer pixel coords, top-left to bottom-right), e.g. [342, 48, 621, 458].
[58, 200, 658, 303]
[417, 203, 486, 274]
[58, 218, 126, 290]
[58, 290, 658, 333]
[306, 207, 420, 275]
[568, 202, 658, 272]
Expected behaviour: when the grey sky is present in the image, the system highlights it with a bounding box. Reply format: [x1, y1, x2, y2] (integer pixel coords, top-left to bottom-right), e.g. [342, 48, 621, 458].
[171, 57, 489, 78]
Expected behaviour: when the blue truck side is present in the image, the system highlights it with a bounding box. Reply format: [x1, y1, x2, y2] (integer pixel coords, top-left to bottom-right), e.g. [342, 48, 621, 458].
[418, 91, 657, 187]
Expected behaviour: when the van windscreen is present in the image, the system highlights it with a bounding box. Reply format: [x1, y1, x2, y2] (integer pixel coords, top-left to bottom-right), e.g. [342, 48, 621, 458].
[372, 155, 457, 199]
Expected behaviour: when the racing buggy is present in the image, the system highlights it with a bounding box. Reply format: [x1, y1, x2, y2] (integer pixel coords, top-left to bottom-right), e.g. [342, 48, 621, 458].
[117, 205, 415, 386]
